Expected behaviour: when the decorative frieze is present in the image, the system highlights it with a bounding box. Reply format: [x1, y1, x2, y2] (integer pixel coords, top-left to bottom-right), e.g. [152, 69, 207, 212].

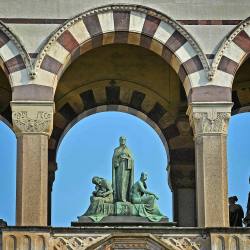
[11, 101, 54, 136]
[51, 235, 109, 250]
[187, 102, 233, 137]
[158, 236, 201, 250]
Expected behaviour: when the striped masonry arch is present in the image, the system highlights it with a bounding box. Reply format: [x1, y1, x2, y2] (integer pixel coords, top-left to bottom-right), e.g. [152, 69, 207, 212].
[35, 4, 209, 96]
[0, 21, 31, 86]
[211, 17, 250, 86]
[49, 104, 194, 166]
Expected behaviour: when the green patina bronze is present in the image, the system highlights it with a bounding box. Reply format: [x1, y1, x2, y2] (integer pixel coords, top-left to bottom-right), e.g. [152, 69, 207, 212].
[112, 136, 134, 202]
[79, 136, 167, 223]
[83, 176, 114, 222]
[130, 172, 165, 222]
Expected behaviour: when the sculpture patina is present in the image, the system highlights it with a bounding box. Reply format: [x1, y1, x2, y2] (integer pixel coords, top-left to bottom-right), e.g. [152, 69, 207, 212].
[83, 177, 114, 222]
[112, 136, 134, 202]
[78, 136, 167, 223]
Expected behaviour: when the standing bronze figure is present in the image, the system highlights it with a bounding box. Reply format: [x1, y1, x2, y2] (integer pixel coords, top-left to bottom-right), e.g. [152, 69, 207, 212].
[112, 136, 134, 202]
[229, 196, 244, 227]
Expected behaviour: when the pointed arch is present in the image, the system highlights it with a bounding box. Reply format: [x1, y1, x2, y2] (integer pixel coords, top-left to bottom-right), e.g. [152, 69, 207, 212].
[211, 17, 250, 87]
[34, 4, 209, 96]
[0, 21, 31, 87]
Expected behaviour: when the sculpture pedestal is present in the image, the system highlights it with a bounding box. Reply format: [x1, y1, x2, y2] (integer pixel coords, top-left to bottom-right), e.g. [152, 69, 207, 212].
[72, 216, 174, 227]
[115, 202, 137, 216]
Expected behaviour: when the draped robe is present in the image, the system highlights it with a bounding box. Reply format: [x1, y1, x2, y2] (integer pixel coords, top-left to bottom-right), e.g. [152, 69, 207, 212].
[112, 145, 134, 202]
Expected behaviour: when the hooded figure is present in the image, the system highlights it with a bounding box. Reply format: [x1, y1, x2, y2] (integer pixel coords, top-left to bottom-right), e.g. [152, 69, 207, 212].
[112, 136, 134, 202]
[229, 196, 244, 227]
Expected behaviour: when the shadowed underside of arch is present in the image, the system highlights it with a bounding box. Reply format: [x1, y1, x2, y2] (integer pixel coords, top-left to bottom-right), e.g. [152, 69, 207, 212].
[36, 4, 208, 96]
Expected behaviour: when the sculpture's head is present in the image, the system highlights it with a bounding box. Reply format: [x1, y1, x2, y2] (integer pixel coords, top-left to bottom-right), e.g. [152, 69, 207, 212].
[92, 176, 101, 185]
[119, 136, 126, 146]
[140, 172, 148, 181]
[229, 196, 238, 205]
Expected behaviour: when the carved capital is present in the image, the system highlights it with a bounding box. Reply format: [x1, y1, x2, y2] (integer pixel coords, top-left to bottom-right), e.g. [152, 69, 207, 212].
[11, 101, 54, 136]
[187, 102, 232, 137]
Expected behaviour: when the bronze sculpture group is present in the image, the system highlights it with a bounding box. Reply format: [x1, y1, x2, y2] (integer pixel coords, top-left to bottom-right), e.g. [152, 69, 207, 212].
[81, 136, 166, 222]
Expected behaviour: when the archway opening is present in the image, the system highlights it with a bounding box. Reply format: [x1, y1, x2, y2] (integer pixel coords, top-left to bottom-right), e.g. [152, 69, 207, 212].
[0, 121, 16, 226]
[229, 57, 250, 217]
[50, 43, 194, 226]
[52, 111, 170, 226]
[0, 66, 16, 225]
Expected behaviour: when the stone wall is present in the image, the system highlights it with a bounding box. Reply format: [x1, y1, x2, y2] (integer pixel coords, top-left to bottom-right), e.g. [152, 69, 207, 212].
[0, 0, 249, 59]
[1, 227, 250, 250]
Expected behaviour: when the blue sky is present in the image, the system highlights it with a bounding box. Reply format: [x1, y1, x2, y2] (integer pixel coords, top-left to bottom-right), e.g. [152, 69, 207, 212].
[0, 111, 249, 226]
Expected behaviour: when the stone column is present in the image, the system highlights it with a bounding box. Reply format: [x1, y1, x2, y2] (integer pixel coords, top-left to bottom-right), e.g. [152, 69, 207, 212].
[187, 102, 232, 227]
[11, 101, 54, 226]
[48, 161, 57, 225]
[169, 164, 196, 226]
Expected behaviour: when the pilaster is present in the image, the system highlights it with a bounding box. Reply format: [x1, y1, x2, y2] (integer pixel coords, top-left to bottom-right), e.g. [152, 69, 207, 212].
[11, 101, 54, 226]
[187, 102, 232, 227]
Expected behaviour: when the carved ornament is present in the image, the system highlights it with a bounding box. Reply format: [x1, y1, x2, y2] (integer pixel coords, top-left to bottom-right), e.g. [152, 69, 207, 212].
[158, 237, 201, 250]
[187, 103, 232, 137]
[51, 235, 109, 250]
[191, 111, 230, 136]
[11, 101, 54, 136]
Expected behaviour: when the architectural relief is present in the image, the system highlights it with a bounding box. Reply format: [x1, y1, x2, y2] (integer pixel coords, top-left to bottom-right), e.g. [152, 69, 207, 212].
[51, 235, 109, 250]
[187, 104, 232, 137]
[158, 237, 201, 250]
[191, 112, 231, 136]
[11, 102, 54, 136]
[12, 111, 52, 134]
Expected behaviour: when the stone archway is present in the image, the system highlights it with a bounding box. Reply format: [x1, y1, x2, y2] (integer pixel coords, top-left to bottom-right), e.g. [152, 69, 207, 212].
[33, 4, 209, 96]
[47, 41, 195, 226]
[0, 21, 31, 86]
[211, 17, 250, 86]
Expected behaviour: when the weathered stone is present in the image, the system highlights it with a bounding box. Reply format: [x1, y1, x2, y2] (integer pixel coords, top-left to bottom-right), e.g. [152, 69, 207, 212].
[187, 102, 233, 227]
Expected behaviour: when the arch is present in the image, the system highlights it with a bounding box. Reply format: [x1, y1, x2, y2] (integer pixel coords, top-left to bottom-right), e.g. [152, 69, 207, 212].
[211, 17, 250, 87]
[34, 4, 209, 96]
[0, 21, 31, 86]
[55, 105, 169, 159]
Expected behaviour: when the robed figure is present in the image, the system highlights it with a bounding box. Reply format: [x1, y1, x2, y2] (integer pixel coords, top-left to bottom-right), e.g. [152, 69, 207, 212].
[112, 136, 134, 202]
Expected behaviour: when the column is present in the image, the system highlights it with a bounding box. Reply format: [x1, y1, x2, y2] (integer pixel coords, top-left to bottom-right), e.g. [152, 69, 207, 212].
[187, 102, 232, 227]
[169, 164, 196, 226]
[11, 101, 54, 226]
[48, 161, 57, 225]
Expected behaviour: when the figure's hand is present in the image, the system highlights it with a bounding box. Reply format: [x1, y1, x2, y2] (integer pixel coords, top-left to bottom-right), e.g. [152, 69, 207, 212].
[154, 194, 159, 200]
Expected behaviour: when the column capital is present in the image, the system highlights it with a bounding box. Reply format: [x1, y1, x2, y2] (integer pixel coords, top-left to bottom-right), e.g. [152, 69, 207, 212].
[11, 101, 54, 137]
[187, 102, 233, 137]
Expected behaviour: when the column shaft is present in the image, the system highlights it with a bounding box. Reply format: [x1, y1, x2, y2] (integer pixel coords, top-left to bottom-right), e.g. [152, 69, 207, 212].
[11, 101, 54, 226]
[188, 102, 232, 227]
[195, 134, 228, 227]
[16, 134, 48, 226]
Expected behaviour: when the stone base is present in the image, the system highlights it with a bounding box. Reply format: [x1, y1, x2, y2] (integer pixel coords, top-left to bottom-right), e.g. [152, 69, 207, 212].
[72, 216, 175, 227]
